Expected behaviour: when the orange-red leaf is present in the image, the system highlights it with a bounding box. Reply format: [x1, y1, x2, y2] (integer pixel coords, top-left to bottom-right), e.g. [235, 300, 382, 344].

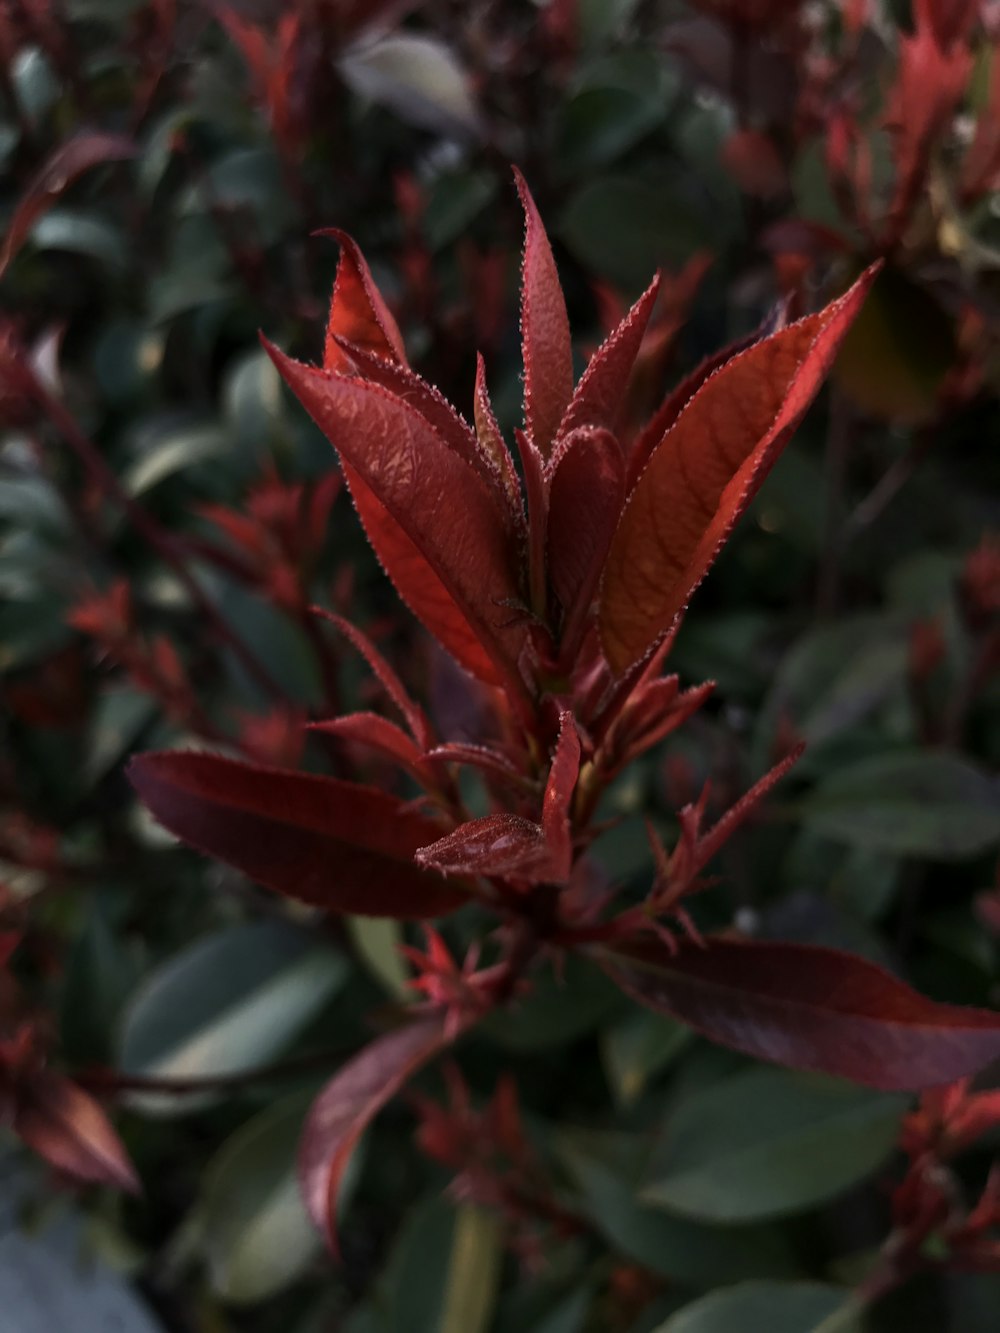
[320, 230, 406, 373]
[556, 274, 660, 441]
[128, 750, 467, 917]
[267, 347, 528, 689]
[514, 169, 574, 457]
[599, 267, 877, 675]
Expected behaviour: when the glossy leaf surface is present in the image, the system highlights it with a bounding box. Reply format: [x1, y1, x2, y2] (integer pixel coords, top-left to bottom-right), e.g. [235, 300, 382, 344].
[599, 268, 877, 674]
[601, 935, 1000, 1089]
[128, 751, 467, 917]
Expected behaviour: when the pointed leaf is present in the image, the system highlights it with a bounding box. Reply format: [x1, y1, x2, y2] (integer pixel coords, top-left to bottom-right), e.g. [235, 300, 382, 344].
[128, 750, 467, 917]
[600, 934, 1000, 1090]
[547, 427, 625, 647]
[14, 1070, 140, 1193]
[299, 1015, 453, 1250]
[416, 813, 552, 883]
[601, 269, 876, 673]
[310, 712, 430, 782]
[515, 169, 574, 456]
[267, 349, 526, 689]
[541, 712, 582, 880]
[474, 354, 524, 532]
[321, 230, 406, 372]
[0, 132, 134, 279]
[311, 606, 431, 746]
[557, 274, 660, 441]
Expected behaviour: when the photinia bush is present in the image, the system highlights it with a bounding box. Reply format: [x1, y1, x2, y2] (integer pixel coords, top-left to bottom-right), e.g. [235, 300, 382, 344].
[127, 176, 1000, 1257]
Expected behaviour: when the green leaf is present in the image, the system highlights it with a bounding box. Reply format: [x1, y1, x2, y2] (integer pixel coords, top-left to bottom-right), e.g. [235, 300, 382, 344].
[423, 170, 497, 252]
[339, 35, 481, 139]
[122, 426, 229, 497]
[197, 1088, 354, 1304]
[601, 1010, 691, 1107]
[118, 921, 347, 1116]
[30, 210, 128, 270]
[559, 176, 709, 288]
[347, 916, 411, 1000]
[438, 1205, 504, 1333]
[483, 955, 624, 1051]
[801, 751, 1000, 859]
[85, 688, 157, 785]
[642, 1070, 905, 1224]
[653, 1283, 862, 1333]
[555, 1131, 799, 1287]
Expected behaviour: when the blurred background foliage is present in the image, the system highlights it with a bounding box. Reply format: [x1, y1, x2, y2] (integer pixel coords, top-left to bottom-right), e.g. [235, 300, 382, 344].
[1, 0, 1000, 1330]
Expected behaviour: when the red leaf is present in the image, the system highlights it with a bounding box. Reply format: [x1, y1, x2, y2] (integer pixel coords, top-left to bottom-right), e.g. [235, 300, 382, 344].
[299, 1014, 453, 1250]
[0, 132, 134, 279]
[14, 1070, 140, 1193]
[474, 354, 525, 534]
[913, 0, 979, 50]
[416, 813, 552, 882]
[329, 337, 519, 538]
[600, 935, 1000, 1091]
[541, 712, 581, 880]
[556, 274, 660, 441]
[128, 750, 467, 918]
[311, 606, 431, 747]
[310, 712, 430, 782]
[418, 714, 580, 884]
[599, 267, 877, 675]
[547, 426, 625, 656]
[320, 230, 406, 373]
[626, 318, 776, 490]
[514, 169, 574, 457]
[266, 347, 527, 690]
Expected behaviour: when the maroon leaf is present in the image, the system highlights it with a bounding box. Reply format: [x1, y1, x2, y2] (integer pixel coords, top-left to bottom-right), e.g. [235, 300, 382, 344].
[320, 229, 406, 372]
[128, 750, 468, 918]
[541, 712, 581, 880]
[310, 712, 431, 783]
[556, 274, 660, 441]
[600, 935, 1000, 1091]
[600, 267, 877, 675]
[514, 168, 574, 457]
[14, 1070, 140, 1193]
[267, 347, 528, 691]
[474, 354, 525, 534]
[0, 132, 135, 279]
[418, 713, 580, 884]
[299, 1014, 453, 1250]
[311, 607, 431, 747]
[547, 426, 625, 655]
[416, 813, 553, 883]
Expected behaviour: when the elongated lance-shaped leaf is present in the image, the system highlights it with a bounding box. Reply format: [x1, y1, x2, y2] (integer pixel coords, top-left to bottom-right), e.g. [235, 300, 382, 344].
[600, 267, 877, 675]
[310, 713, 433, 785]
[299, 1014, 454, 1251]
[266, 348, 529, 692]
[0, 132, 135, 279]
[514, 168, 574, 457]
[599, 934, 1000, 1091]
[331, 337, 520, 541]
[320, 229, 406, 371]
[556, 274, 661, 442]
[128, 751, 468, 918]
[547, 426, 625, 659]
[14, 1070, 140, 1194]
